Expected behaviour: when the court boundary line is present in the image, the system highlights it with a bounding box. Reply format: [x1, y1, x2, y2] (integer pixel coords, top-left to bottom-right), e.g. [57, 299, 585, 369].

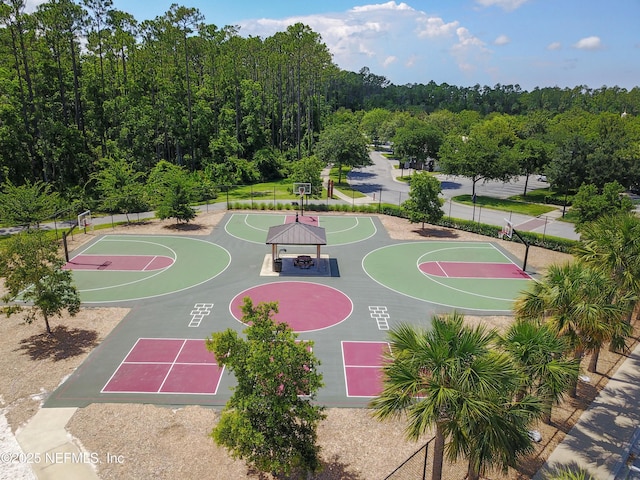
[67, 254, 173, 273]
[157, 340, 188, 392]
[68, 235, 106, 261]
[362, 241, 526, 312]
[229, 280, 354, 333]
[415, 247, 526, 302]
[77, 236, 232, 304]
[435, 261, 448, 277]
[341, 340, 390, 398]
[487, 242, 540, 283]
[101, 338, 225, 396]
[223, 213, 378, 246]
[77, 237, 178, 292]
[141, 256, 158, 271]
[417, 260, 533, 280]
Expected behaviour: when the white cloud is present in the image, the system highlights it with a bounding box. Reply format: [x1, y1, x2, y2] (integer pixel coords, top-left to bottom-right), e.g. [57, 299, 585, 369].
[573, 36, 603, 50]
[405, 54, 420, 68]
[453, 27, 488, 52]
[475, 0, 529, 11]
[451, 27, 491, 74]
[382, 56, 397, 68]
[547, 42, 562, 51]
[350, 1, 414, 13]
[494, 34, 510, 46]
[416, 17, 459, 38]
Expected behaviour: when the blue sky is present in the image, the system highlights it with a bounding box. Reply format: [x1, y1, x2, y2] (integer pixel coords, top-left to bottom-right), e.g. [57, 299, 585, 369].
[26, 0, 640, 91]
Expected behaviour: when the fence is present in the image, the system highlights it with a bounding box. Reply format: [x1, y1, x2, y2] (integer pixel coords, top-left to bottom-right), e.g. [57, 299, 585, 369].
[384, 438, 433, 480]
[384, 435, 472, 480]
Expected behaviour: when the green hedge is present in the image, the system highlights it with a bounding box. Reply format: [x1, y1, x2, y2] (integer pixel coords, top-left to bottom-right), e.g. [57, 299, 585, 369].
[228, 201, 578, 253]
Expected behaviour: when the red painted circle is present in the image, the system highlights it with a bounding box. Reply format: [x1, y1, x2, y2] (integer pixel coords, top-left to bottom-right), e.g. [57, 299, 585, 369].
[230, 281, 353, 332]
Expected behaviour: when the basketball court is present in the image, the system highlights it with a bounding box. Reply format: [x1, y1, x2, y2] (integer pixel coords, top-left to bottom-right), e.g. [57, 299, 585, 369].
[46, 211, 535, 408]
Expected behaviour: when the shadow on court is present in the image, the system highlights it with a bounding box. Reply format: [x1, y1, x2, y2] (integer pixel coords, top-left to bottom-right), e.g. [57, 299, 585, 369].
[329, 258, 341, 277]
[16, 326, 99, 362]
[412, 227, 461, 239]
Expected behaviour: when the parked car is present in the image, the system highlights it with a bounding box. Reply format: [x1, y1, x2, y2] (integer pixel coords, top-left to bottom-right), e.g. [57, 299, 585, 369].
[537, 175, 547, 182]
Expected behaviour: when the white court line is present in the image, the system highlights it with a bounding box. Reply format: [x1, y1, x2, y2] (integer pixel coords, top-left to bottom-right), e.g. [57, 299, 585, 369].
[435, 261, 449, 277]
[69, 235, 105, 261]
[101, 338, 225, 395]
[341, 341, 390, 397]
[100, 338, 143, 393]
[156, 340, 187, 393]
[141, 255, 158, 271]
[362, 242, 521, 312]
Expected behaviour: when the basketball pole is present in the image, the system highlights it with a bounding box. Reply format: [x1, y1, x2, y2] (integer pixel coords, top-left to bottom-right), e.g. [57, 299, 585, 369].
[62, 231, 69, 262]
[511, 228, 530, 272]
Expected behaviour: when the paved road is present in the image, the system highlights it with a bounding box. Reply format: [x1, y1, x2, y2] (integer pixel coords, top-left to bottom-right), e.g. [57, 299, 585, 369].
[348, 150, 580, 240]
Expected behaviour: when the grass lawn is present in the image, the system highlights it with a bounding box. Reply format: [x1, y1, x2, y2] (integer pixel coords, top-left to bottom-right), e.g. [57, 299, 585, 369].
[452, 194, 557, 216]
[509, 187, 573, 205]
[329, 166, 366, 199]
[220, 179, 304, 201]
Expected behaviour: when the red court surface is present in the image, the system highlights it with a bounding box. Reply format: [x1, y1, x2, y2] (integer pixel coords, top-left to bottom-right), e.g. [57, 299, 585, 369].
[342, 341, 390, 397]
[102, 338, 224, 395]
[64, 254, 174, 271]
[418, 261, 531, 279]
[285, 214, 319, 225]
[230, 281, 353, 332]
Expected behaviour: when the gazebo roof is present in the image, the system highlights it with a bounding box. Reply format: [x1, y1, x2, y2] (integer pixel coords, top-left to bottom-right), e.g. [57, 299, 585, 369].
[266, 222, 327, 245]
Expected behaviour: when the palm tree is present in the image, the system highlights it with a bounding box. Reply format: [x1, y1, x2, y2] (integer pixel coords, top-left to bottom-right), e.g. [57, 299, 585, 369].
[574, 212, 640, 350]
[370, 313, 542, 480]
[499, 320, 580, 423]
[514, 262, 629, 390]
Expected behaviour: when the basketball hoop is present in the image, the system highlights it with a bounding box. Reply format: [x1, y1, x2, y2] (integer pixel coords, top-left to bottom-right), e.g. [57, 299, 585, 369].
[499, 219, 513, 240]
[77, 210, 93, 233]
[298, 186, 305, 197]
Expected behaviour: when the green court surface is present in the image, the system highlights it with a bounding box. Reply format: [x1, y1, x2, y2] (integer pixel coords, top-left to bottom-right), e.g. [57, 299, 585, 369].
[362, 241, 533, 311]
[70, 235, 231, 303]
[224, 213, 377, 245]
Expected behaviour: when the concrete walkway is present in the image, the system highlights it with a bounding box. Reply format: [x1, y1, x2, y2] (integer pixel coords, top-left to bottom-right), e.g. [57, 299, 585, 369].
[15, 407, 99, 480]
[535, 343, 640, 479]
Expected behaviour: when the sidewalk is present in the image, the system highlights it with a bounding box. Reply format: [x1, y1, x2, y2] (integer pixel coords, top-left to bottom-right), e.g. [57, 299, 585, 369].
[14, 407, 99, 480]
[534, 343, 640, 479]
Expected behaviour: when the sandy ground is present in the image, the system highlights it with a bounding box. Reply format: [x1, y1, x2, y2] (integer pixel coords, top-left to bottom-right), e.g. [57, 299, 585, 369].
[2, 210, 637, 479]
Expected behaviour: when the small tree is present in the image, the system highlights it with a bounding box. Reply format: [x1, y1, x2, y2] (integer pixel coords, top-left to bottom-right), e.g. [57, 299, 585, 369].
[438, 116, 520, 198]
[0, 180, 60, 229]
[206, 298, 325, 477]
[402, 172, 444, 229]
[91, 157, 149, 223]
[315, 123, 372, 184]
[572, 181, 633, 229]
[289, 156, 325, 197]
[156, 180, 197, 223]
[0, 230, 80, 335]
[147, 161, 196, 223]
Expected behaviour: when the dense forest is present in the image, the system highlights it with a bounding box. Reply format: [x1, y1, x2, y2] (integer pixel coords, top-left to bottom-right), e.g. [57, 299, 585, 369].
[1, 0, 640, 199]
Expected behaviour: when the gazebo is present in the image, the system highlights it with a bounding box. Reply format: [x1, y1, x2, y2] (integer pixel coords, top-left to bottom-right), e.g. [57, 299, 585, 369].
[266, 220, 327, 271]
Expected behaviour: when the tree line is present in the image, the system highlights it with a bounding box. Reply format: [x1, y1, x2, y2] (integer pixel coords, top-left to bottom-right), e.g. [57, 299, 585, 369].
[2, 0, 640, 205]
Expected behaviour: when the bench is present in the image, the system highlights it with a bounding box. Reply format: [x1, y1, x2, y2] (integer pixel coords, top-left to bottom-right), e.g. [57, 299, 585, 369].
[294, 255, 314, 269]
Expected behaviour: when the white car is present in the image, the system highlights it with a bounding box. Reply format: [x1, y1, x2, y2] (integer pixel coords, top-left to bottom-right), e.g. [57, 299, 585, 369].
[537, 175, 547, 182]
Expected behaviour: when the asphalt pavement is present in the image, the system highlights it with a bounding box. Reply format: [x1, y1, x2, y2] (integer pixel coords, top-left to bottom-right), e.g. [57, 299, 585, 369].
[347, 150, 580, 240]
